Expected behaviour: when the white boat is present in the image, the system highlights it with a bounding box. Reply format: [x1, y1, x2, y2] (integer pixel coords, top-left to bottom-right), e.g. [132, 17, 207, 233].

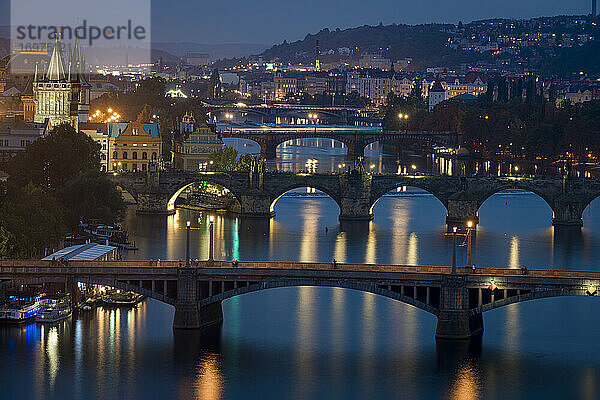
[36, 294, 72, 323]
[0, 301, 42, 324]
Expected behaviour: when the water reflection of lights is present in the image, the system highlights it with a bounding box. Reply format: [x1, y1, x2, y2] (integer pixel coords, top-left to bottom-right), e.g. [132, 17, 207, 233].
[509, 236, 520, 268]
[295, 286, 316, 397]
[333, 231, 347, 263]
[47, 326, 59, 388]
[194, 354, 224, 400]
[407, 232, 419, 265]
[449, 362, 481, 400]
[299, 202, 319, 262]
[365, 222, 376, 263]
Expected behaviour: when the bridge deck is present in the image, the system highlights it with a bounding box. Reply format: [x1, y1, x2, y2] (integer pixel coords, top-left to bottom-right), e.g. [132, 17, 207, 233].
[1, 260, 599, 280]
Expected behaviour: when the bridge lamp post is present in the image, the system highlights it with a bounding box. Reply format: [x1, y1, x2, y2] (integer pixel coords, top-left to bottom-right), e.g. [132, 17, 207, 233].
[451, 226, 457, 274]
[208, 215, 215, 263]
[308, 113, 317, 133]
[466, 220, 473, 269]
[186, 221, 191, 267]
[225, 113, 233, 132]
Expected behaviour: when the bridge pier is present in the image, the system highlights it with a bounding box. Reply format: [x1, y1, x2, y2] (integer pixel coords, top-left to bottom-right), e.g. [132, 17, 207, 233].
[136, 192, 175, 215]
[173, 268, 224, 329]
[173, 268, 200, 329]
[445, 194, 479, 230]
[436, 276, 483, 340]
[552, 200, 584, 227]
[239, 191, 275, 218]
[260, 141, 278, 160]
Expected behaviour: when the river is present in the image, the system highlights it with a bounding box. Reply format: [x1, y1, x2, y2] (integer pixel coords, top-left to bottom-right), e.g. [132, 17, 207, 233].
[1, 139, 600, 399]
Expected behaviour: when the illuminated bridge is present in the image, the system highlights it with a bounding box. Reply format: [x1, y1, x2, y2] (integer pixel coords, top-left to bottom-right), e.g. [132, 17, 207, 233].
[1, 260, 598, 340]
[111, 169, 600, 227]
[219, 127, 459, 159]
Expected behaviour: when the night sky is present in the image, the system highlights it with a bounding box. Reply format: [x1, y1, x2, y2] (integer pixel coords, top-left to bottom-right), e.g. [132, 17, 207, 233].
[0, 0, 593, 45]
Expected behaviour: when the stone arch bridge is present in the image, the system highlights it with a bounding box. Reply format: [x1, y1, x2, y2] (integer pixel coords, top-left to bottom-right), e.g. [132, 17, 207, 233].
[219, 130, 459, 159]
[1, 260, 598, 340]
[111, 169, 600, 228]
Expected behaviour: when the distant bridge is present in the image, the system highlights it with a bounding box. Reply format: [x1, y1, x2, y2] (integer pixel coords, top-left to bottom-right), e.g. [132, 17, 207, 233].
[1, 260, 598, 340]
[219, 129, 459, 159]
[111, 169, 600, 227]
[204, 104, 381, 126]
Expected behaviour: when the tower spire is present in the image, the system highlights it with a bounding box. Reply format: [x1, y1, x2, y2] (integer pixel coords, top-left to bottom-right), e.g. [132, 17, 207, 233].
[47, 35, 66, 81]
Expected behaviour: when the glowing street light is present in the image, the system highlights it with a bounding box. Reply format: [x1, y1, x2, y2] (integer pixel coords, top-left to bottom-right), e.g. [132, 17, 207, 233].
[186, 220, 191, 267]
[466, 220, 473, 269]
[451, 226, 457, 274]
[208, 215, 215, 263]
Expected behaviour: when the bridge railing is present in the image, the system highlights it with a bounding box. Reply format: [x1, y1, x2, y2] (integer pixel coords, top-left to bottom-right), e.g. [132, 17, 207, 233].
[1, 260, 599, 280]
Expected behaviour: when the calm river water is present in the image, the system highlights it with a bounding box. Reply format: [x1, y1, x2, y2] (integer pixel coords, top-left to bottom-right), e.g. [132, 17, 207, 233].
[2, 140, 600, 399]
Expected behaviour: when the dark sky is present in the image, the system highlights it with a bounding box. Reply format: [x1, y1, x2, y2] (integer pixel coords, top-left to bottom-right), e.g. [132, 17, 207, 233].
[1, 0, 593, 45]
[150, 0, 591, 45]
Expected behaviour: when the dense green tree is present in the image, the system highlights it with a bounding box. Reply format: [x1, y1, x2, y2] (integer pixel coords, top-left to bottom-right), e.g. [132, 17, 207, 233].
[0, 183, 66, 258]
[208, 146, 239, 171]
[236, 153, 255, 171]
[7, 123, 100, 191]
[59, 170, 126, 228]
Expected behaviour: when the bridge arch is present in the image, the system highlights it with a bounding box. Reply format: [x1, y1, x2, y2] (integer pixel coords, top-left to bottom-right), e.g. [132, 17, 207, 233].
[476, 187, 555, 225]
[269, 185, 342, 214]
[166, 180, 242, 213]
[199, 280, 440, 316]
[468, 288, 594, 316]
[369, 181, 450, 215]
[1, 276, 177, 306]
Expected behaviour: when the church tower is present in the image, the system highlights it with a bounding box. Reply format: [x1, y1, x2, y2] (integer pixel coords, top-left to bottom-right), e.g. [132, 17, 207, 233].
[69, 34, 90, 124]
[33, 33, 90, 130]
[33, 37, 74, 128]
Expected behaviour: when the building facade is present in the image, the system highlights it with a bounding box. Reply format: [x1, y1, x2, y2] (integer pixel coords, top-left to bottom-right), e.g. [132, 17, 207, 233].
[33, 37, 90, 130]
[107, 121, 161, 172]
[172, 113, 223, 171]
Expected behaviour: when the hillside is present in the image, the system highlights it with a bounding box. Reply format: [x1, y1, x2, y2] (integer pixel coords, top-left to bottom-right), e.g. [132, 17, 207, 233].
[260, 24, 479, 69]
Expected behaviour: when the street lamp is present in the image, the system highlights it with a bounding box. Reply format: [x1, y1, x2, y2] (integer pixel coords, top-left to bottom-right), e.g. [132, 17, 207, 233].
[186, 220, 191, 267]
[466, 220, 473, 269]
[225, 113, 233, 132]
[208, 215, 215, 262]
[398, 113, 409, 131]
[451, 226, 457, 274]
[308, 113, 317, 133]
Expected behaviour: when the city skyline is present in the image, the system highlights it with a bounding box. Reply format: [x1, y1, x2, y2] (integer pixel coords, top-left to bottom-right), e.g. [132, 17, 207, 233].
[0, 0, 596, 46]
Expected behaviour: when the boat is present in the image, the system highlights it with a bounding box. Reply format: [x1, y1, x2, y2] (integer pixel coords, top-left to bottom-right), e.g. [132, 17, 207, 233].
[101, 290, 145, 307]
[77, 220, 136, 250]
[0, 296, 43, 325]
[36, 294, 72, 323]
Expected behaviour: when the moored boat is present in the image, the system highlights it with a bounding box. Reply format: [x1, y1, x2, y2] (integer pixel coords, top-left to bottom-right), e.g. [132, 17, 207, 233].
[36, 294, 72, 323]
[0, 297, 43, 325]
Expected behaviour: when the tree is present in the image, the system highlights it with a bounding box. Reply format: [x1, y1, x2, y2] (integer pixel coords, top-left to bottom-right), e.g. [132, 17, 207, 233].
[7, 123, 101, 191]
[208, 146, 238, 171]
[236, 153, 255, 171]
[59, 170, 126, 228]
[0, 183, 66, 258]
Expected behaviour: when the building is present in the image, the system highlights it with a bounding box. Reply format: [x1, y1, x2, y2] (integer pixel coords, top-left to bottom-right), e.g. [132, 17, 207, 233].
[428, 81, 446, 111]
[42, 242, 119, 262]
[171, 113, 223, 171]
[185, 52, 210, 67]
[304, 73, 328, 95]
[359, 54, 392, 70]
[422, 75, 487, 101]
[33, 37, 90, 130]
[0, 117, 49, 162]
[274, 72, 297, 98]
[107, 120, 161, 172]
[79, 122, 110, 171]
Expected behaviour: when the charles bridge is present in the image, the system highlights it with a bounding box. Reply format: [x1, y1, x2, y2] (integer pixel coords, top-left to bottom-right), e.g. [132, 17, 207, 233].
[1, 260, 598, 340]
[218, 129, 459, 159]
[111, 168, 600, 228]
